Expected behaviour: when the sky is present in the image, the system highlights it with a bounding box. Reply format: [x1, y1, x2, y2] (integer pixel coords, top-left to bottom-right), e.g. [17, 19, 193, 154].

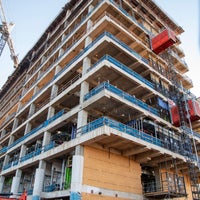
[0, 0, 199, 97]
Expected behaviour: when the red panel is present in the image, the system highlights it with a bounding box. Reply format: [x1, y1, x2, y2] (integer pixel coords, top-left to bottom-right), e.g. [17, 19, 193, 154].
[168, 100, 180, 127]
[170, 106, 180, 127]
[151, 29, 177, 54]
[187, 99, 200, 122]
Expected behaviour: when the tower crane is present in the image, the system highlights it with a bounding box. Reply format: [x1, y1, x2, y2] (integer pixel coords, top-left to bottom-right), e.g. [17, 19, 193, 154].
[0, 0, 18, 68]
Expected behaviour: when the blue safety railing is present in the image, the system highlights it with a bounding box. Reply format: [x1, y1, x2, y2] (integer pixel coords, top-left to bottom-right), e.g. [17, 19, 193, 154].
[81, 117, 162, 147]
[27, 189, 33, 195]
[20, 148, 42, 163]
[54, 31, 148, 81]
[19, 31, 149, 116]
[20, 0, 152, 110]
[84, 82, 159, 116]
[3, 162, 12, 170]
[13, 160, 19, 166]
[44, 184, 56, 192]
[43, 183, 60, 192]
[88, 55, 154, 89]
[0, 146, 7, 154]
[0, 110, 65, 157]
[44, 141, 55, 152]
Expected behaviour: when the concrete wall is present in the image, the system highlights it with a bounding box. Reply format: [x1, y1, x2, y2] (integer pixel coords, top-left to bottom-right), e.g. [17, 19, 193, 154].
[83, 146, 142, 196]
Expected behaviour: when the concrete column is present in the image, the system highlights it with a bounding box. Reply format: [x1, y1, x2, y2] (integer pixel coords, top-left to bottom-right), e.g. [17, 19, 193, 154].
[1, 129, 6, 138]
[84, 36, 92, 48]
[3, 155, 10, 167]
[50, 84, 58, 100]
[8, 135, 15, 146]
[46, 32, 51, 41]
[33, 86, 39, 96]
[88, 4, 94, 13]
[11, 169, 22, 195]
[86, 5, 94, 32]
[37, 71, 43, 79]
[54, 64, 62, 80]
[21, 87, 27, 97]
[77, 58, 90, 134]
[19, 145, 27, 160]
[29, 103, 36, 117]
[77, 110, 88, 130]
[58, 48, 64, 57]
[61, 34, 66, 41]
[24, 122, 32, 135]
[47, 106, 55, 119]
[82, 57, 91, 75]
[55, 65, 62, 75]
[66, 10, 71, 18]
[17, 102, 23, 112]
[79, 81, 89, 103]
[70, 155, 84, 193]
[86, 19, 93, 32]
[32, 161, 46, 200]
[12, 118, 19, 131]
[41, 56, 46, 63]
[42, 131, 51, 147]
[0, 176, 5, 193]
[31, 51, 36, 60]
[84, 5, 93, 54]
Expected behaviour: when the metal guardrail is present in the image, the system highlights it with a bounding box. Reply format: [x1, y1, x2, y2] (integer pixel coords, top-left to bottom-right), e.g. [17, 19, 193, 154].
[89, 55, 155, 89]
[84, 81, 159, 116]
[17, 30, 149, 115]
[80, 117, 162, 147]
[0, 110, 65, 157]
[20, 148, 42, 163]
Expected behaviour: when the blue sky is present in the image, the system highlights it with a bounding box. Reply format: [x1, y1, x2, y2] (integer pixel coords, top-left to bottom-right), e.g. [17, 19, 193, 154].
[0, 0, 199, 97]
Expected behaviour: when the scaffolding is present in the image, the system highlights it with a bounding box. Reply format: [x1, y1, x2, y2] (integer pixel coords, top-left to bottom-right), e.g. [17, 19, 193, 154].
[168, 59, 200, 199]
[142, 158, 187, 199]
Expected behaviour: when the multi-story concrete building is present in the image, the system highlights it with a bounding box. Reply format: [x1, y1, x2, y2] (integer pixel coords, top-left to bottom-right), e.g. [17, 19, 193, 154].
[0, 0, 200, 200]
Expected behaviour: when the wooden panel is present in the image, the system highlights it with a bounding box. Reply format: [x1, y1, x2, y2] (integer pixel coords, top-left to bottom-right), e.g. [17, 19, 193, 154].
[82, 193, 129, 200]
[83, 146, 142, 194]
[184, 174, 192, 200]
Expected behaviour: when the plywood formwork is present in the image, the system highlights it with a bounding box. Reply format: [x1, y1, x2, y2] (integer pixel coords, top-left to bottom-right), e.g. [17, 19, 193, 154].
[81, 193, 131, 200]
[83, 146, 142, 195]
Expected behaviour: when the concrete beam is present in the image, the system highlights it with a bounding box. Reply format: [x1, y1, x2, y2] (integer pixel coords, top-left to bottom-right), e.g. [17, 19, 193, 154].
[134, 150, 163, 163]
[123, 146, 150, 156]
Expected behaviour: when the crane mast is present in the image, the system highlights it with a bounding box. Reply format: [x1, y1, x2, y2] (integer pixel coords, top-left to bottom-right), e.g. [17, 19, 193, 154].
[0, 0, 18, 68]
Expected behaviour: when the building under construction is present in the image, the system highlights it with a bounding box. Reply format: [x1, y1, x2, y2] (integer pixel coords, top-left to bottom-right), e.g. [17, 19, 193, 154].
[0, 0, 200, 200]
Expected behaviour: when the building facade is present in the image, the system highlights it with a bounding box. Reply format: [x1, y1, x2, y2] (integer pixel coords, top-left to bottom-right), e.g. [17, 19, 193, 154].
[0, 0, 200, 200]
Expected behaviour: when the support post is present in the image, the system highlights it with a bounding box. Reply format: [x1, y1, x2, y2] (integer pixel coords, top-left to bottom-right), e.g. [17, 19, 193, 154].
[0, 176, 5, 193]
[11, 169, 22, 196]
[32, 161, 46, 200]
